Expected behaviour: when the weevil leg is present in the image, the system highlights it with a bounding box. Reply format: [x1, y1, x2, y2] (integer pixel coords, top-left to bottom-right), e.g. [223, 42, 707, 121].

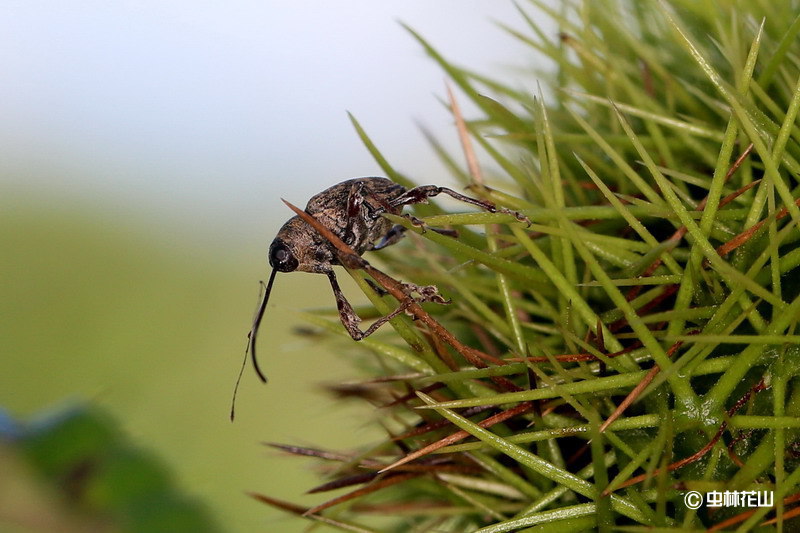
[326, 269, 413, 341]
[372, 224, 408, 250]
[346, 181, 367, 218]
[363, 277, 452, 308]
[400, 281, 451, 305]
[401, 213, 426, 231]
[373, 224, 459, 251]
[433, 227, 459, 238]
[348, 181, 395, 221]
[390, 185, 531, 226]
[364, 278, 389, 297]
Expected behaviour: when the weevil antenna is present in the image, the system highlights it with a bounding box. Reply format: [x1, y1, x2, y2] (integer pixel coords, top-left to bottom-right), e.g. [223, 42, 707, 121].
[230, 268, 277, 421]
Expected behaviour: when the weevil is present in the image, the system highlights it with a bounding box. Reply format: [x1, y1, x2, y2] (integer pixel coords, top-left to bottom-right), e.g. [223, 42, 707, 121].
[231, 177, 527, 418]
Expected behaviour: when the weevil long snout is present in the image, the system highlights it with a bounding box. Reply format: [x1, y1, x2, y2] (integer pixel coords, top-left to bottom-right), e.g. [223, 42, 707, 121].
[230, 267, 277, 420]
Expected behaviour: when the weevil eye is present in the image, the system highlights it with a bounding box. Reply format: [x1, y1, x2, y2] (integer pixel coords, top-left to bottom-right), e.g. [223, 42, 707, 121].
[268, 239, 298, 272]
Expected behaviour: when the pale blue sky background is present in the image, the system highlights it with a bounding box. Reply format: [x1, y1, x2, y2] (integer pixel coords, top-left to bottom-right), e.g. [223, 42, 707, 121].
[2, 2, 550, 250]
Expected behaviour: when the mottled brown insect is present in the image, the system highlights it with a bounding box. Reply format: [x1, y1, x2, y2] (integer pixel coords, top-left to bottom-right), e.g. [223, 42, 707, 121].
[230, 177, 526, 418]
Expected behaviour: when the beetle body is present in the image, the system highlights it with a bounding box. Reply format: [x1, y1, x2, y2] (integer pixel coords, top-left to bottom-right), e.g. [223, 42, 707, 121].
[231, 176, 529, 420]
[269, 177, 406, 274]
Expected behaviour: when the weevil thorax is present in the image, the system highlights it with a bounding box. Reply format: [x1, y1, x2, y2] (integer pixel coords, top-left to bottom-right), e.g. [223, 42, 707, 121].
[269, 177, 407, 274]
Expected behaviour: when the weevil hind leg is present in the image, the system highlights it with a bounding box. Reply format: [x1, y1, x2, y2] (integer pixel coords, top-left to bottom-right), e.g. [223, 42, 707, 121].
[390, 185, 530, 225]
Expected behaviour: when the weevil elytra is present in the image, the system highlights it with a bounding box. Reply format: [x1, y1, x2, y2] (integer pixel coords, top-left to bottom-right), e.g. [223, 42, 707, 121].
[230, 177, 527, 419]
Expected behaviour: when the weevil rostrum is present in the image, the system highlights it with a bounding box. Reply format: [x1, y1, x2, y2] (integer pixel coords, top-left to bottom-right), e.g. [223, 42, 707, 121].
[231, 177, 528, 418]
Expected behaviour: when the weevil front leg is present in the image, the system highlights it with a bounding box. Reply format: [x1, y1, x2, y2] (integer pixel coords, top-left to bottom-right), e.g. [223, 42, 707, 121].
[325, 269, 413, 341]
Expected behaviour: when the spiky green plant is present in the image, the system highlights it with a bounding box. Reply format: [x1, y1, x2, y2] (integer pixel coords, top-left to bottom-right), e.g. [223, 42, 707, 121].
[254, 1, 800, 530]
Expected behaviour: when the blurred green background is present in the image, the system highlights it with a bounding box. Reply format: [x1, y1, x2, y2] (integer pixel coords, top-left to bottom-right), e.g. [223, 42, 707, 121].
[1, 191, 387, 531]
[1, 2, 544, 531]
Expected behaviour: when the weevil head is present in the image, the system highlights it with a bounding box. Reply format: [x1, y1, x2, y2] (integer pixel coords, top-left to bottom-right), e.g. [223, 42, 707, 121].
[269, 215, 334, 273]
